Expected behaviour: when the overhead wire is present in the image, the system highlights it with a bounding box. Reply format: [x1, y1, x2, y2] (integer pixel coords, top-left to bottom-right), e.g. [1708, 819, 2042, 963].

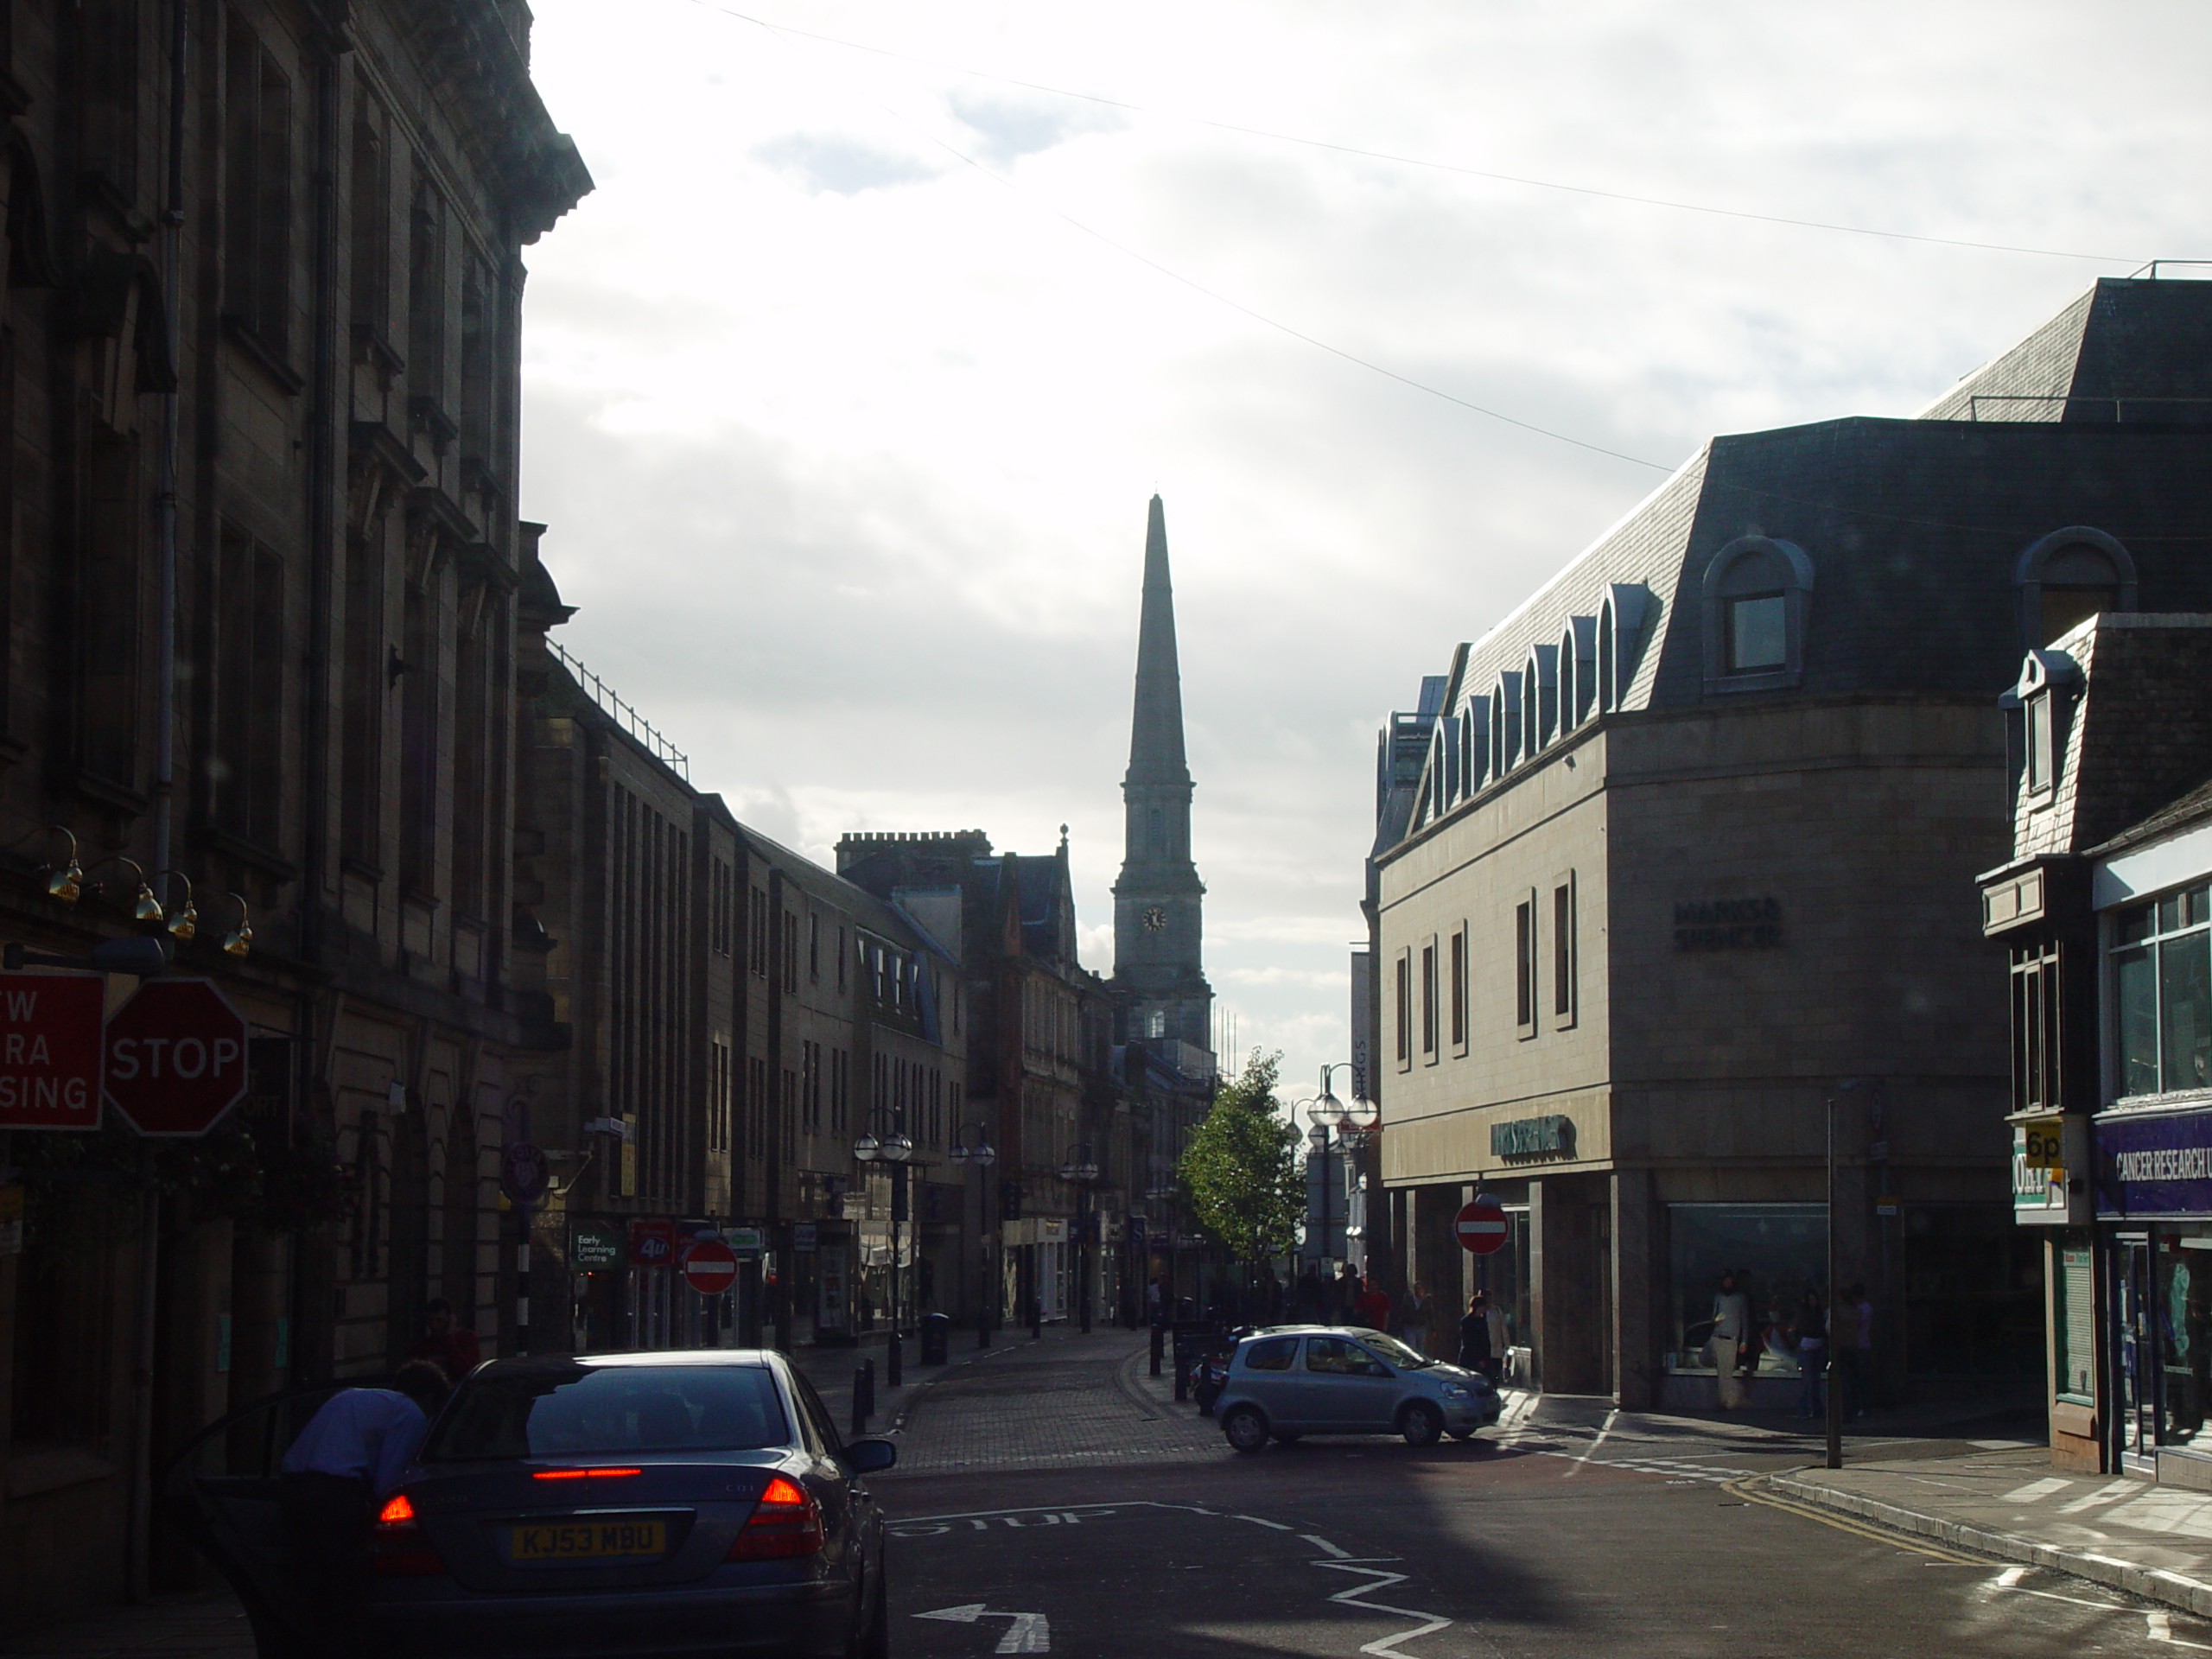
[680, 0, 2145, 266]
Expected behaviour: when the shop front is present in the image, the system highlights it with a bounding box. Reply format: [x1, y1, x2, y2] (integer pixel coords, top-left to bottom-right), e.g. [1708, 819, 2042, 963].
[2094, 1104, 2212, 1481]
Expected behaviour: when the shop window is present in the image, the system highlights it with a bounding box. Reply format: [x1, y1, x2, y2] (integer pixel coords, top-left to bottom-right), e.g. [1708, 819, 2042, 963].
[2111, 885, 2212, 1100]
[2055, 1242, 2094, 1403]
[2015, 526, 2135, 649]
[1700, 537, 1814, 694]
[1666, 1203, 1827, 1377]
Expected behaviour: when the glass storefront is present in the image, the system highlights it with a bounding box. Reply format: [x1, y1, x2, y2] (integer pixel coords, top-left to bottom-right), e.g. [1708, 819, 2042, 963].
[2158, 1226, 2212, 1452]
[1903, 1205, 2041, 1376]
[1470, 1208, 1529, 1358]
[1666, 1203, 1827, 1375]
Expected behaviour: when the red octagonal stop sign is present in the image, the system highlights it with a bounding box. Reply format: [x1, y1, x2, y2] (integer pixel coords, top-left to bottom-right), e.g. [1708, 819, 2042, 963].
[105, 978, 251, 1137]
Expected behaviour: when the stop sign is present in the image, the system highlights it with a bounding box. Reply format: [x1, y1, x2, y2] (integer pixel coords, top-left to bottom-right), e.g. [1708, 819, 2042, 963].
[105, 978, 250, 1137]
[1456, 1197, 1508, 1255]
[682, 1236, 740, 1295]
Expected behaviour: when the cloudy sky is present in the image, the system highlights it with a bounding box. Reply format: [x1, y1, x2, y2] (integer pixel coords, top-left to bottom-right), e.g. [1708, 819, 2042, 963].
[517, 0, 2209, 1100]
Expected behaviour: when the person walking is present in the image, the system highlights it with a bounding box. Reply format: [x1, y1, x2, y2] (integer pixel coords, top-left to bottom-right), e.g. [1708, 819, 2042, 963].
[408, 1298, 480, 1380]
[1353, 1274, 1392, 1332]
[277, 1361, 452, 1655]
[1334, 1261, 1362, 1323]
[1708, 1270, 1751, 1410]
[1399, 1282, 1430, 1353]
[1794, 1290, 1827, 1420]
[1458, 1292, 1494, 1376]
[1296, 1264, 1324, 1319]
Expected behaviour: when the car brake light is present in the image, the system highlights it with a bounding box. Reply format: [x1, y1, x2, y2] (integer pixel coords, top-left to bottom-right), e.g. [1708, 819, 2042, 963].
[728, 1475, 824, 1560]
[532, 1466, 643, 1480]
[369, 1489, 448, 1578]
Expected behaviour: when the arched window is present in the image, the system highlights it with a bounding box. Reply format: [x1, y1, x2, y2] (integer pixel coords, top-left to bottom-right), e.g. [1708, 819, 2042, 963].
[2015, 526, 2136, 648]
[1598, 597, 1617, 712]
[1491, 671, 1522, 775]
[1462, 694, 1490, 796]
[1561, 616, 1597, 730]
[1522, 645, 1557, 756]
[1700, 536, 1814, 694]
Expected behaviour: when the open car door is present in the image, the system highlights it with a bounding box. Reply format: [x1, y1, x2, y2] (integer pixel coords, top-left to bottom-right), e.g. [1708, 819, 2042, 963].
[159, 1383, 346, 1656]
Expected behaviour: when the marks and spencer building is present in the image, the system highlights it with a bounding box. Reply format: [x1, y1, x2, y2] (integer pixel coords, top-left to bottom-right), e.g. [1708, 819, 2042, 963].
[1370, 276, 2212, 1408]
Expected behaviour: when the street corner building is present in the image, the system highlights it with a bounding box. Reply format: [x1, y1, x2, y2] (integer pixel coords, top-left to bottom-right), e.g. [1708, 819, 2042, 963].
[1367, 276, 2212, 1411]
[1980, 608, 2212, 1481]
[0, 0, 588, 1628]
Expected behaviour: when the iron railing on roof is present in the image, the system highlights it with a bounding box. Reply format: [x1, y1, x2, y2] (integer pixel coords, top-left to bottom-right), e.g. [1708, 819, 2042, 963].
[547, 639, 690, 780]
[1966, 394, 2212, 423]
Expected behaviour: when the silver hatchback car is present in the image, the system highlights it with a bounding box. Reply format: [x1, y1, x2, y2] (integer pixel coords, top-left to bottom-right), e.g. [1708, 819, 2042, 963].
[1213, 1326, 1503, 1451]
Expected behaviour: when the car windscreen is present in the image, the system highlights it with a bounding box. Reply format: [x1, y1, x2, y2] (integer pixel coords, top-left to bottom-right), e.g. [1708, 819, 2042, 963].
[422, 1365, 791, 1460]
[1356, 1332, 1433, 1369]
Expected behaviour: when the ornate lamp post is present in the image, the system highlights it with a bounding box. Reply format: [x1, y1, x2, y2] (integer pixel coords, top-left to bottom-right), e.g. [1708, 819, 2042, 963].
[948, 1122, 998, 1350]
[852, 1107, 914, 1384]
[1305, 1064, 1380, 1309]
[1058, 1143, 1102, 1333]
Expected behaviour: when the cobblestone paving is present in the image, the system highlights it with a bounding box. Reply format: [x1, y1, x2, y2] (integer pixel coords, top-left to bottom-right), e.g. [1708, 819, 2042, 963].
[0, 1591, 257, 1657]
[886, 1329, 1229, 1474]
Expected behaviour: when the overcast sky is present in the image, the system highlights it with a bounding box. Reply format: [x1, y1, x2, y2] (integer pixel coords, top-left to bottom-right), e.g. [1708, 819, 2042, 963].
[517, 0, 2210, 1104]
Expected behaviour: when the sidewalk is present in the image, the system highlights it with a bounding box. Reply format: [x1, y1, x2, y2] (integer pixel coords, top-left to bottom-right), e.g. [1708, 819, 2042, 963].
[790, 1323, 1034, 1437]
[1765, 1448, 2212, 1618]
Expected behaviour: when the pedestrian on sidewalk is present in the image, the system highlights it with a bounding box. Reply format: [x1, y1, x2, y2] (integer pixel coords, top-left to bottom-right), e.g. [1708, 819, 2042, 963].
[1843, 1281, 1874, 1419]
[1353, 1274, 1391, 1332]
[1399, 1282, 1430, 1353]
[277, 1361, 452, 1655]
[1707, 1270, 1751, 1410]
[1794, 1290, 1827, 1420]
[1296, 1264, 1323, 1319]
[408, 1298, 480, 1380]
[1334, 1261, 1361, 1323]
[1458, 1292, 1493, 1376]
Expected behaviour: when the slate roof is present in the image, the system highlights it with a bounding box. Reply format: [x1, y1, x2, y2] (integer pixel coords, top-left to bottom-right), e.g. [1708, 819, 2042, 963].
[1380, 277, 2212, 856]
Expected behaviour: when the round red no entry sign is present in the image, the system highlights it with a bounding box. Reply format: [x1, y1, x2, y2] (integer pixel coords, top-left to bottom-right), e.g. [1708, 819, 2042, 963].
[682, 1236, 740, 1295]
[1455, 1198, 1508, 1255]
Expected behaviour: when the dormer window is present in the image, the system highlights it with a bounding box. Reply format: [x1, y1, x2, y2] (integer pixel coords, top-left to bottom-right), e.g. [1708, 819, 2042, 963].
[2015, 526, 2136, 648]
[1701, 537, 1814, 694]
[2024, 690, 2054, 795]
[2010, 645, 2080, 804]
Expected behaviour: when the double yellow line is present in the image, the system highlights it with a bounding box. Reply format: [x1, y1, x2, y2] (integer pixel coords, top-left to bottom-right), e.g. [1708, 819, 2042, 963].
[1721, 1475, 1986, 1565]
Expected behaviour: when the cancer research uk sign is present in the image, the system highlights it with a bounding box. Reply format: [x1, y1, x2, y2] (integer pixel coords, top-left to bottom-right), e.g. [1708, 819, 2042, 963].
[2095, 1109, 2212, 1217]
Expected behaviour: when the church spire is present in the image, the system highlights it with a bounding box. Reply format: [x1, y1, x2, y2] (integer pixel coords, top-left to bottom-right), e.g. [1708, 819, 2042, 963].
[1111, 495, 1211, 1057]
[1127, 494, 1190, 786]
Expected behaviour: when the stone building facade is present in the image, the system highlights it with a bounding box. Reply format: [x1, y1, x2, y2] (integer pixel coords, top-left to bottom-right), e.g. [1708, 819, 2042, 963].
[1371, 277, 2212, 1406]
[0, 0, 586, 1625]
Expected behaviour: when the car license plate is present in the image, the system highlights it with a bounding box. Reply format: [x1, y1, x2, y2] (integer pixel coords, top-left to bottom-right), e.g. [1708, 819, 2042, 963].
[511, 1519, 667, 1562]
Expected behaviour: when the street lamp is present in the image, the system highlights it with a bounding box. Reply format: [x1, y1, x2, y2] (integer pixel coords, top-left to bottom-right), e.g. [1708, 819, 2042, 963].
[1306, 1064, 1378, 1313]
[949, 1123, 998, 1349]
[853, 1107, 914, 1383]
[1059, 1143, 1102, 1334]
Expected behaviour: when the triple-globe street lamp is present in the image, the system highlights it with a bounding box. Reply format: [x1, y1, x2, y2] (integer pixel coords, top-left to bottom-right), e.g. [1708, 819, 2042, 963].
[1302, 1065, 1380, 1294]
[946, 1123, 998, 1349]
[852, 1108, 913, 1384]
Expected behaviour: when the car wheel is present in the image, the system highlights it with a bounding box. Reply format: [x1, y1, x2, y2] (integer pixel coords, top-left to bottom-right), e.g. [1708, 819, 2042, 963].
[1223, 1405, 1270, 1452]
[1400, 1402, 1444, 1447]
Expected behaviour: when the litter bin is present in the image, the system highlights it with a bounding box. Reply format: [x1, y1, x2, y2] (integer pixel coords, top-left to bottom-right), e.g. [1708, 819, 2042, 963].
[919, 1313, 950, 1366]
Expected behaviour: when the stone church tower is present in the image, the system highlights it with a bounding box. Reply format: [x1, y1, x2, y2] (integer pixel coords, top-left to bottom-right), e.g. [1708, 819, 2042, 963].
[1112, 497, 1215, 1056]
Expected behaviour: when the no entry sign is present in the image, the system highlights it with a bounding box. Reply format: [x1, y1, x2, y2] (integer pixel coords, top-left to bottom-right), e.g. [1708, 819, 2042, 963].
[1456, 1197, 1509, 1255]
[0, 971, 105, 1131]
[682, 1236, 740, 1295]
[105, 978, 250, 1136]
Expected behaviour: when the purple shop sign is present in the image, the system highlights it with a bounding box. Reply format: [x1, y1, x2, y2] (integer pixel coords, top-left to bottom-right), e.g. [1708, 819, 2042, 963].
[2094, 1108, 2212, 1217]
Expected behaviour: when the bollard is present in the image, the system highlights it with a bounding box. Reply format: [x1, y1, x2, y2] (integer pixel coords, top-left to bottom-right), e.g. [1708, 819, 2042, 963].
[1149, 1323, 1164, 1378]
[851, 1364, 869, 1437]
[887, 1329, 903, 1389]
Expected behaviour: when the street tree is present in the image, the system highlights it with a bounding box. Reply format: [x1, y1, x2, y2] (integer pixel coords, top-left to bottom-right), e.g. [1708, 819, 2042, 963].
[1179, 1051, 1303, 1274]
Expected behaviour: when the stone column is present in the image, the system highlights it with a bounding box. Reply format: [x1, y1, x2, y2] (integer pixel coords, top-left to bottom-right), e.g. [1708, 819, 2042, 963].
[1611, 1168, 1655, 1408]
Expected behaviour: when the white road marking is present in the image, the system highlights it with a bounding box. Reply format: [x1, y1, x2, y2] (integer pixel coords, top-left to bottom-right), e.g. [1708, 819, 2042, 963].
[1564, 1408, 1618, 1479]
[1995, 1478, 2071, 1504]
[916, 1603, 1052, 1654]
[1235, 1514, 1295, 1529]
[1313, 1558, 1453, 1658]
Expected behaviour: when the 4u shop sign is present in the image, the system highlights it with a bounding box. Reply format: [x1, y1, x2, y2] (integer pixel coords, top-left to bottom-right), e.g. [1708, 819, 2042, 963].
[2094, 1106, 2212, 1217]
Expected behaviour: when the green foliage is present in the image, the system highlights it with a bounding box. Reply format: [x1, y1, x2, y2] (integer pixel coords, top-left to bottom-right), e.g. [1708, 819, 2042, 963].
[1178, 1051, 1303, 1264]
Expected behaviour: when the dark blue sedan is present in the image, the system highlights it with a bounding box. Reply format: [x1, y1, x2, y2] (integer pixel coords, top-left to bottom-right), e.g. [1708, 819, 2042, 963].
[180, 1350, 895, 1659]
